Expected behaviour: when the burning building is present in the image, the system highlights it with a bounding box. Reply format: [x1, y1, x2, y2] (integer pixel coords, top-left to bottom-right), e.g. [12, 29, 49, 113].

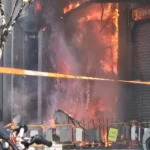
[0, 0, 128, 124]
[40, 0, 119, 125]
[0, 0, 150, 126]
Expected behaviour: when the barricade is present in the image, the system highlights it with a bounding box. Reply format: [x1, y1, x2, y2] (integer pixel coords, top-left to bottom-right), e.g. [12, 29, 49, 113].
[3, 120, 150, 149]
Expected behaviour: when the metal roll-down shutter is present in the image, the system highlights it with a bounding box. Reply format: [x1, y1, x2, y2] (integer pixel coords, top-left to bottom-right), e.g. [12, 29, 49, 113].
[132, 21, 150, 121]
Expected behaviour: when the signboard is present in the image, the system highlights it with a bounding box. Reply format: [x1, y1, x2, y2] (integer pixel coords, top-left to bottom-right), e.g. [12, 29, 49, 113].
[108, 128, 118, 142]
[132, 6, 150, 21]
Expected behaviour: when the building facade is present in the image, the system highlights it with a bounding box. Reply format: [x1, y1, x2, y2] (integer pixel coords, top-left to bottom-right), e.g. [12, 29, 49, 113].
[0, 0, 44, 123]
[1, 0, 150, 124]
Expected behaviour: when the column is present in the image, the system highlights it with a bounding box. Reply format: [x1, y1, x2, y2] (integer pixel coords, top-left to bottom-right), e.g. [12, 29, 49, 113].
[2, 0, 12, 123]
[38, 29, 43, 123]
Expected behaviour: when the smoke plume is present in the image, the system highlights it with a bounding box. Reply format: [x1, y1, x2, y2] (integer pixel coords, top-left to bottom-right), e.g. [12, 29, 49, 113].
[42, 1, 118, 125]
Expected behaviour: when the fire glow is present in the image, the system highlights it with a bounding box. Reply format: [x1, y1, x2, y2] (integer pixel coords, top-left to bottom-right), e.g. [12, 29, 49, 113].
[63, 2, 119, 75]
[51, 1, 119, 136]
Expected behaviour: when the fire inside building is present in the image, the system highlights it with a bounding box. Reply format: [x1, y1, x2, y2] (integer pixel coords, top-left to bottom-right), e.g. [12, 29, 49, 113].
[1, 0, 150, 149]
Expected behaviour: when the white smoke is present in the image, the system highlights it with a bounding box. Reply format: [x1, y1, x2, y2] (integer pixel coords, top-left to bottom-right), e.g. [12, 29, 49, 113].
[9, 88, 37, 125]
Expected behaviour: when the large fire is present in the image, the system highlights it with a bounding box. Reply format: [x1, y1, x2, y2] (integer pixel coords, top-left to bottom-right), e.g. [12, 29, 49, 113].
[51, 1, 119, 123]
[63, 2, 119, 75]
[51, 1, 119, 142]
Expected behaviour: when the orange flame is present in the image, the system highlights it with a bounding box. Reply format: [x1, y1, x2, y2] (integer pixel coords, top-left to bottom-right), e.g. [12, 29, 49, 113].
[102, 132, 108, 147]
[63, 3, 119, 76]
[57, 2, 119, 121]
[103, 132, 112, 148]
[112, 4, 119, 75]
[73, 3, 119, 75]
[100, 4, 119, 75]
[63, 2, 80, 14]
